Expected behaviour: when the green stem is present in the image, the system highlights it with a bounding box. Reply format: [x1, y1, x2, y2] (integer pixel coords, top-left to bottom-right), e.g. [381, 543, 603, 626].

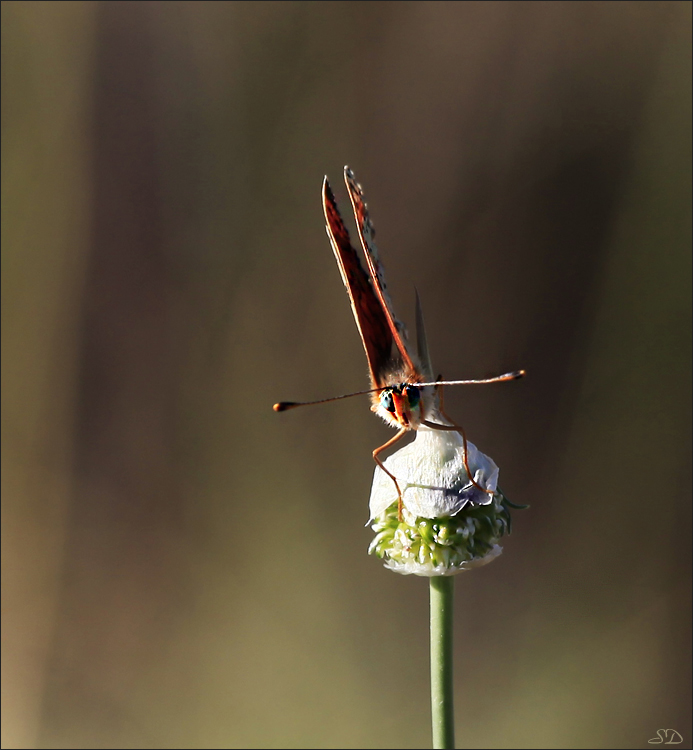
[430, 576, 455, 749]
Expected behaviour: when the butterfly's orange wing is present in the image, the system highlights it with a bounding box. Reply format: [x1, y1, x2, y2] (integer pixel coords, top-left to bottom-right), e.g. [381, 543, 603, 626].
[343, 168, 418, 378]
[323, 177, 393, 389]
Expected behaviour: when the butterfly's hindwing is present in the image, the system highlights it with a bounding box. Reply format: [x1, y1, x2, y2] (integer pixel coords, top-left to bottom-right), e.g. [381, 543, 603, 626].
[415, 288, 434, 380]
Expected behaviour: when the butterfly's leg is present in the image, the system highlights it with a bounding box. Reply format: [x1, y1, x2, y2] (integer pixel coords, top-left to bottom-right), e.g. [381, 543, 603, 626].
[373, 427, 408, 521]
[426, 384, 494, 497]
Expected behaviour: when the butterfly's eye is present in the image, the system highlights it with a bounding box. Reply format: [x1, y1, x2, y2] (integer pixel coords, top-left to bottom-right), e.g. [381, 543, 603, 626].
[404, 385, 420, 408]
[380, 390, 395, 413]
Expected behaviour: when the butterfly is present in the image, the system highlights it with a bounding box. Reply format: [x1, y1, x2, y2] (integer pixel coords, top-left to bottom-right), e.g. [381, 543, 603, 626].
[274, 167, 524, 518]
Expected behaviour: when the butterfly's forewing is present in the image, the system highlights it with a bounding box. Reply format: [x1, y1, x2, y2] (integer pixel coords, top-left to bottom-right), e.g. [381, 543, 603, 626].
[322, 177, 393, 389]
[343, 168, 418, 377]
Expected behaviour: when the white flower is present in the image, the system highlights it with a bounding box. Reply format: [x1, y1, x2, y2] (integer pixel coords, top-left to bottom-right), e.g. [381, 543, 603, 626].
[368, 425, 510, 577]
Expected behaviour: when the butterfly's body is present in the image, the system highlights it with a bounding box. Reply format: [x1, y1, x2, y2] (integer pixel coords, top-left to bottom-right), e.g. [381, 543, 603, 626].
[275, 167, 524, 517]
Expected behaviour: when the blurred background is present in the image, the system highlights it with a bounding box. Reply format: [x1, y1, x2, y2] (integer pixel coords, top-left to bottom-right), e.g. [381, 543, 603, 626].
[2, 2, 691, 748]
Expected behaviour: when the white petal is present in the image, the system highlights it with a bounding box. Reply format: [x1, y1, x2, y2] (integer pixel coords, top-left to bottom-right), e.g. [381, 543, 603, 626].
[369, 425, 499, 521]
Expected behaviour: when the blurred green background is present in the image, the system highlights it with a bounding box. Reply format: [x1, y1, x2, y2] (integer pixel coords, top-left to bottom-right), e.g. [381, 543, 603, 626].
[2, 2, 691, 748]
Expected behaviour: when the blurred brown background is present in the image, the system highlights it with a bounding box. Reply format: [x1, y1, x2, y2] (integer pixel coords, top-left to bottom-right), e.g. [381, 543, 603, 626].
[2, 2, 691, 748]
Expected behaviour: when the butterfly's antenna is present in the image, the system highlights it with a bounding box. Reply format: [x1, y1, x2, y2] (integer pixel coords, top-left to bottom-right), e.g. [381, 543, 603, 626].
[273, 386, 383, 412]
[417, 370, 525, 387]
